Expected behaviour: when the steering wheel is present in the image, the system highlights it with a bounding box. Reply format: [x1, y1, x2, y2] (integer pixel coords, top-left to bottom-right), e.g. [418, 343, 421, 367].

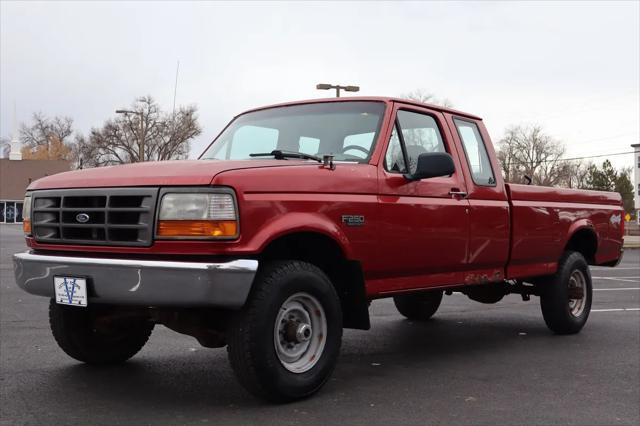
[340, 144, 370, 158]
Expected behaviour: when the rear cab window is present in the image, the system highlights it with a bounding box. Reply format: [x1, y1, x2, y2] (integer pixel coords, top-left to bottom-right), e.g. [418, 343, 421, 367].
[453, 118, 496, 186]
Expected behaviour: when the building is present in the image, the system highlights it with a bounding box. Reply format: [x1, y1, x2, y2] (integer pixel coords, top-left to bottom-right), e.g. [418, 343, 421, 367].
[0, 138, 70, 224]
[633, 143, 640, 224]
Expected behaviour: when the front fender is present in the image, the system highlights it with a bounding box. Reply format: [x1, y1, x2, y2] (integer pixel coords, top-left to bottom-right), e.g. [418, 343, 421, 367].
[246, 212, 354, 259]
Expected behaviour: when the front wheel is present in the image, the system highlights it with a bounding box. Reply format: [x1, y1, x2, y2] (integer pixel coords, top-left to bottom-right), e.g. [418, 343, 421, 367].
[226, 261, 342, 402]
[49, 300, 154, 364]
[540, 251, 593, 334]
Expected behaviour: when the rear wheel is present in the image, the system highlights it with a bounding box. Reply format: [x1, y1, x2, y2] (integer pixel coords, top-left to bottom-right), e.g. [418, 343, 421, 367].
[393, 290, 443, 321]
[540, 251, 593, 334]
[49, 300, 153, 364]
[226, 261, 342, 402]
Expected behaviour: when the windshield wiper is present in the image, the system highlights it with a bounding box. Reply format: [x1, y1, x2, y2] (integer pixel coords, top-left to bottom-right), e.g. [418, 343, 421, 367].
[249, 150, 322, 163]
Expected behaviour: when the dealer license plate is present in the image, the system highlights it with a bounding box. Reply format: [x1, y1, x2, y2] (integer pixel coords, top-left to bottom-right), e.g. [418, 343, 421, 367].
[54, 277, 88, 307]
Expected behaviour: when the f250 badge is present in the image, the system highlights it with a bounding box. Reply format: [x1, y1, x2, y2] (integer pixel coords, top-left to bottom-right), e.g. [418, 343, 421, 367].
[341, 215, 365, 227]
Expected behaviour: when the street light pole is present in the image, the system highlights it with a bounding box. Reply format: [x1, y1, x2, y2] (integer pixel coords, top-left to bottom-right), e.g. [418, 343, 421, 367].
[316, 83, 360, 98]
[115, 109, 145, 162]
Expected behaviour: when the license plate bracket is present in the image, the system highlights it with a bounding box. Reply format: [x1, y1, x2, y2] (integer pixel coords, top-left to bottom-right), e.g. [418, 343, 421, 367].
[54, 276, 88, 307]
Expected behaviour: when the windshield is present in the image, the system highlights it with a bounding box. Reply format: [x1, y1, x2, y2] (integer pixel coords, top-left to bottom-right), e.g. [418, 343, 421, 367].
[200, 101, 386, 162]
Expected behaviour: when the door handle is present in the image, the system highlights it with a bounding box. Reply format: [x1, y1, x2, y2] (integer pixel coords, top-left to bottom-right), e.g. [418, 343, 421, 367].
[449, 190, 468, 198]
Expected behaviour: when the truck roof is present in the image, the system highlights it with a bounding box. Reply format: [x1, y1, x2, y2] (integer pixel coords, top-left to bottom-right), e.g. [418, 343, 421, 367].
[240, 96, 482, 121]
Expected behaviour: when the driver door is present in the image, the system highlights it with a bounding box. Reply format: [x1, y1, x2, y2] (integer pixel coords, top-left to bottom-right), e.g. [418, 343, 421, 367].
[370, 104, 470, 294]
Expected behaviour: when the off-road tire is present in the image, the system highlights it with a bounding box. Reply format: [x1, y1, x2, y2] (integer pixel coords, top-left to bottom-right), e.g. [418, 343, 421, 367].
[49, 300, 153, 364]
[226, 261, 343, 402]
[540, 251, 593, 334]
[393, 290, 444, 321]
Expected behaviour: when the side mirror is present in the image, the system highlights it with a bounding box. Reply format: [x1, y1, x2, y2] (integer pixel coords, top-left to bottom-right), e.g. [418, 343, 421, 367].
[404, 152, 455, 181]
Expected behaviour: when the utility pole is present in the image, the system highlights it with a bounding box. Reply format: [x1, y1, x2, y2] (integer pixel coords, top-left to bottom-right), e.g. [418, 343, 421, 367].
[115, 109, 145, 162]
[316, 83, 360, 98]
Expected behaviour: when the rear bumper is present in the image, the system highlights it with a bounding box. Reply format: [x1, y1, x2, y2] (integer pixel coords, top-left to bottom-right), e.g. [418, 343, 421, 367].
[12, 250, 258, 308]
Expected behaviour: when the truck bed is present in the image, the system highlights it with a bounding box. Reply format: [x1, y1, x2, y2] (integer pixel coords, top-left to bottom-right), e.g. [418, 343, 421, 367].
[506, 184, 624, 279]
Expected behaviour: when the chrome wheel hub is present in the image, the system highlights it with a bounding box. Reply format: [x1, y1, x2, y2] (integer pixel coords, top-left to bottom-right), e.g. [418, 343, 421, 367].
[295, 323, 312, 342]
[568, 269, 587, 317]
[274, 292, 327, 373]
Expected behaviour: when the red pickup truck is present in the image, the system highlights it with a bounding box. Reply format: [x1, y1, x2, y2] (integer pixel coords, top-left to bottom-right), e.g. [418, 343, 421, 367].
[14, 97, 624, 402]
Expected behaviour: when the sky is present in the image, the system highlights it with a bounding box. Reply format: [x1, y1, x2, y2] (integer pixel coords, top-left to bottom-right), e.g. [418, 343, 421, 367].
[1, 1, 639, 168]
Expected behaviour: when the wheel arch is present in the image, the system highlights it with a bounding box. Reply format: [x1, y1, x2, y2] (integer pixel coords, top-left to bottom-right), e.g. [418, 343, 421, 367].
[564, 223, 598, 265]
[248, 212, 355, 259]
[260, 231, 370, 330]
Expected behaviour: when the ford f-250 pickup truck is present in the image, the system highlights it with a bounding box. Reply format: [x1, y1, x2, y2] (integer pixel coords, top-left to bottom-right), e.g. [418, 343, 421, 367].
[13, 97, 624, 402]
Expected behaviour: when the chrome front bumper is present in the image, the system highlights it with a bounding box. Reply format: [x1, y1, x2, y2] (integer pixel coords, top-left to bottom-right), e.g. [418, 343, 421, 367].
[13, 251, 258, 308]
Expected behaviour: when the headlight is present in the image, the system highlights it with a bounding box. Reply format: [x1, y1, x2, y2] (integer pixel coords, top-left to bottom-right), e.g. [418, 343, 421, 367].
[156, 191, 238, 239]
[23, 194, 32, 235]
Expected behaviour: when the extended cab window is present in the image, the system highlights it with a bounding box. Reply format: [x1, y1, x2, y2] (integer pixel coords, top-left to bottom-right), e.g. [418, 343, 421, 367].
[454, 119, 496, 186]
[384, 110, 446, 174]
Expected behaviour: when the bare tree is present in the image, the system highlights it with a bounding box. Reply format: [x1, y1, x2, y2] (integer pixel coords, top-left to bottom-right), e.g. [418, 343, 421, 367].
[19, 113, 74, 160]
[496, 125, 577, 187]
[401, 89, 454, 108]
[0, 137, 10, 158]
[76, 96, 201, 167]
[565, 161, 591, 189]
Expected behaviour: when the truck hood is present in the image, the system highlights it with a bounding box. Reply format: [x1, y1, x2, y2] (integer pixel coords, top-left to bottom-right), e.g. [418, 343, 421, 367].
[27, 159, 308, 190]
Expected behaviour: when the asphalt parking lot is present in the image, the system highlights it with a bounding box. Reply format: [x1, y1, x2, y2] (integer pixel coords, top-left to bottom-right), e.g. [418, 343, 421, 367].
[1, 224, 638, 425]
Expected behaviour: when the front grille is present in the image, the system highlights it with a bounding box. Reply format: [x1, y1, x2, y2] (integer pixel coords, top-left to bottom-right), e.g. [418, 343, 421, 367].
[31, 188, 158, 246]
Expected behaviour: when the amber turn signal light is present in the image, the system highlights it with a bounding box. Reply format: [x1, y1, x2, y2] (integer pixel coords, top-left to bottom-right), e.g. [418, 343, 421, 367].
[157, 220, 238, 238]
[23, 219, 31, 235]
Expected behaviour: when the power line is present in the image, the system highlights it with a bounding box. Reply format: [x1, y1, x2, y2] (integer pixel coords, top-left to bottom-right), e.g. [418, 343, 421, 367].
[558, 151, 636, 162]
[516, 150, 637, 165]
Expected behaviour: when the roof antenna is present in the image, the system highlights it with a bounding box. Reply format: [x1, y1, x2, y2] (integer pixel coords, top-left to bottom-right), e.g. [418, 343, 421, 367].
[172, 60, 179, 114]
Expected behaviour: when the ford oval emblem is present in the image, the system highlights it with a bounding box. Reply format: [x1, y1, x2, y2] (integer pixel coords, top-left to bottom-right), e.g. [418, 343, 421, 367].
[76, 213, 90, 223]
